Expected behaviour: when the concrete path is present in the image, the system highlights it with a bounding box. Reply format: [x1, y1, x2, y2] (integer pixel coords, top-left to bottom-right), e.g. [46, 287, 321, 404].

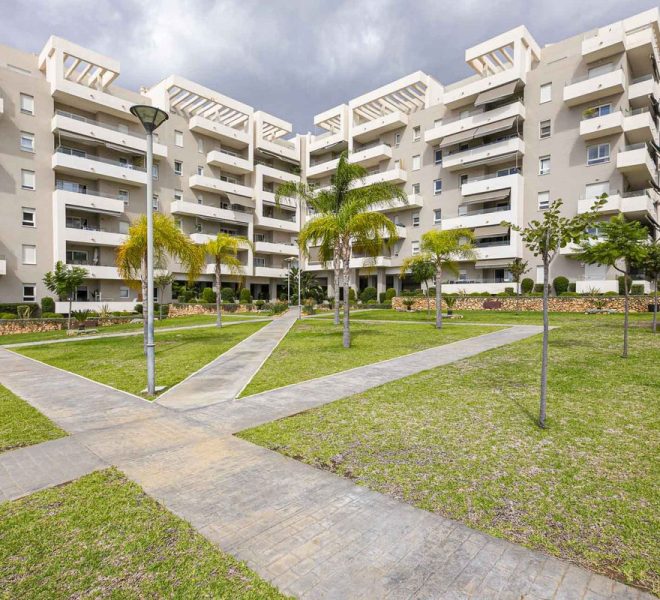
[156, 311, 297, 411]
[0, 324, 651, 599]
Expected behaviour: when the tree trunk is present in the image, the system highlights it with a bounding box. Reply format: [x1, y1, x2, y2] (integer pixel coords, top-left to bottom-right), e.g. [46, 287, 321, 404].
[333, 258, 341, 326]
[67, 295, 73, 331]
[426, 284, 430, 316]
[342, 266, 351, 348]
[215, 265, 222, 328]
[539, 257, 549, 428]
[516, 279, 521, 314]
[435, 270, 442, 329]
[622, 269, 630, 358]
[653, 276, 658, 334]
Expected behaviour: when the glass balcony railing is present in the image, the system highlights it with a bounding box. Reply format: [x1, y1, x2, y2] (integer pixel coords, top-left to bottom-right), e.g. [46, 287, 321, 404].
[56, 147, 146, 171]
[55, 110, 143, 137]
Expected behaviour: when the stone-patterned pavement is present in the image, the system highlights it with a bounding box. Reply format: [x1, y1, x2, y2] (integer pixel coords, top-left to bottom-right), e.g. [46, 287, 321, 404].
[0, 320, 652, 599]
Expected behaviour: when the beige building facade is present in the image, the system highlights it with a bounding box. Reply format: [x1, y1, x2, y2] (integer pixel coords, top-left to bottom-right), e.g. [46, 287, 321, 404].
[0, 8, 658, 310]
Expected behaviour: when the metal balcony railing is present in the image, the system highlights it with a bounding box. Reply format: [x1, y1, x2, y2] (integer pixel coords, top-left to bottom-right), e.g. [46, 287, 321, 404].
[56, 147, 146, 171]
[55, 110, 143, 137]
[565, 66, 619, 86]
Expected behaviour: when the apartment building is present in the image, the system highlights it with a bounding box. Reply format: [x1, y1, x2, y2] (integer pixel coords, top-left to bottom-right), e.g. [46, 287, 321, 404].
[304, 8, 660, 296]
[0, 8, 658, 310]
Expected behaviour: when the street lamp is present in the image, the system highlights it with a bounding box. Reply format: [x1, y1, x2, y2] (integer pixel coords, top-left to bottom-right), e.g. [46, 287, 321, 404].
[130, 104, 169, 396]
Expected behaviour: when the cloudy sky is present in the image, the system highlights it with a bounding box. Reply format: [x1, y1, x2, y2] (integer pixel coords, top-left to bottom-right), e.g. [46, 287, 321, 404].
[1, 0, 657, 132]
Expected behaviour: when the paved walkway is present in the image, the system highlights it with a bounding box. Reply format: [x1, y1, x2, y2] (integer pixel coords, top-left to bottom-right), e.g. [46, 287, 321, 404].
[0, 323, 651, 599]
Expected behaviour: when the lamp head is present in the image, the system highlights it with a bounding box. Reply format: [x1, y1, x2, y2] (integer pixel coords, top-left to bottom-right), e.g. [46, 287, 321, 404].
[130, 104, 169, 133]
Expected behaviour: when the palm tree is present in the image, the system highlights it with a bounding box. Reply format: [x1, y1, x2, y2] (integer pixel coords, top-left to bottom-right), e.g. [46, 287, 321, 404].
[204, 233, 254, 327]
[117, 213, 203, 350]
[402, 229, 475, 329]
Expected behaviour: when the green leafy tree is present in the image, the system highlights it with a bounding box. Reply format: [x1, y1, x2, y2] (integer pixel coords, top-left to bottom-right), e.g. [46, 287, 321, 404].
[507, 257, 529, 313]
[204, 233, 253, 327]
[43, 261, 88, 331]
[286, 266, 324, 304]
[402, 229, 475, 330]
[504, 197, 603, 428]
[153, 272, 174, 320]
[401, 256, 436, 315]
[576, 215, 649, 357]
[635, 241, 660, 333]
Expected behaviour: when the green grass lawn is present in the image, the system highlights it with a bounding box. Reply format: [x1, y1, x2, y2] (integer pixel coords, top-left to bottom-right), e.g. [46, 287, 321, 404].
[0, 312, 270, 346]
[240, 313, 660, 593]
[0, 384, 65, 453]
[240, 319, 499, 397]
[0, 468, 288, 599]
[16, 321, 267, 398]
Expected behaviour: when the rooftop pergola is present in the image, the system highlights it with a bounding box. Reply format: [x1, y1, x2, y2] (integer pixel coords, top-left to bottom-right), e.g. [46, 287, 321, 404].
[62, 53, 119, 91]
[166, 83, 250, 130]
[468, 43, 516, 77]
[260, 120, 290, 141]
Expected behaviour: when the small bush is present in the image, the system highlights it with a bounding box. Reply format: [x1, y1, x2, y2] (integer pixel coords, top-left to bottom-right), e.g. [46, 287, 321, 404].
[255, 300, 265, 310]
[367, 299, 377, 305]
[41, 297, 55, 314]
[604, 291, 619, 296]
[269, 302, 288, 315]
[41, 312, 63, 318]
[359, 286, 377, 303]
[618, 276, 627, 295]
[521, 278, 534, 294]
[504, 287, 515, 295]
[386, 288, 396, 301]
[220, 287, 235, 303]
[278, 293, 288, 302]
[533, 283, 545, 293]
[201, 287, 216, 304]
[0, 313, 17, 320]
[348, 288, 356, 302]
[631, 284, 645, 295]
[379, 292, 387, 304]
[553, 276, 569, 296]
[568, 282, 576, 293]
[239, 288, 252, 304]
[560, 292, 580, 297]
[134, 303, 143, 314]
[222, 303, 238, 313]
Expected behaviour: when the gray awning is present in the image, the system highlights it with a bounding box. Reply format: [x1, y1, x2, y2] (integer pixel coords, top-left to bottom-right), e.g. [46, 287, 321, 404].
[475, 259, 513, 269]
[438, 128, 477, 149]
[259, 148, 300, 166]
[474, 224, 509, 238]
[472, 116, 518, 138]
[461, 189, 510, 204]
[227, 192, 255, 207]
[474, 80, 518, 107]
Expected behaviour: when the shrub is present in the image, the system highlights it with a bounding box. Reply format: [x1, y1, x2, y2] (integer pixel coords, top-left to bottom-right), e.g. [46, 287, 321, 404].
[568, 282, 576, 293]
[560, 292, 580, 297]
[379, 292, 386, 304]
[134, 303, 143, 314]
[402, 297, 415, 311]
[41, 297, 55, 314]
[618, 276, 626, 295]
[521, 278, 534, 294]
[504, 287, 515, 296]
[553, 276, 569, 296]
[222, 303, 238, 313]
[279, 293, 288, 302]
[385, 288, 396, 301]
[255, 300, 265, 310]
[269, 302, 288, 315]
[41, 312, 63, 318]
[0, 302, 39, 316]
[631, 284, 645, 295]
[604, 291, 619, 296]
[17, 305, 34, 319]
[239, 288, 252, 304]
[348, 288, 356, 303]
[220, 287, 235, 303]
[533, 283, 545, 293]
[367, 299, 377, 305]
[0, 313, 17, 320]
[201, 287, 216, 304]
[359, 286, 377, 303]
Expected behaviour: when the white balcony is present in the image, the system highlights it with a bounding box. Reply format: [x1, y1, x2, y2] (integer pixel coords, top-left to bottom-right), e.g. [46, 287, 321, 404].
[443, 137, 524, 171]
[52, 112, 168, 158]
[53, 188, 125, 215]
[189, 115, 250, 148]
[70, 265, 123, 280]
[307, 157, 340, 179]
[0, 258, 6, 276]
[563, 69, 625, 107]
[617, 145, 657, 180]
[443, 70, 523, 110]
[372, 193, 424, 213]
[578, 191, 656, 219]
[260, 190, 297, 210]
[473, 242, 518, 261]
[254, 241, 298, 256]
[461, 172, 521, 197]
[170, 200, 253, 225]
[64, 227, 127, 247]
[628, 76, 659, 108]
[254, 265, 288, 278]
[256, 137, 300, 163]
[308, 130, 347, 155]
[379, 224, 407, 239]
[581, 26, 625, 61]
[188, 174, 254, 199]
[202, 262, 250, 276]
[352, 111, 408, 143]
[48, 78, 136, 120]
[257, 164, 299, 185]
[255, 214, 298, 232]
[623, 111, 659, 144]
[579, 111, 624, 140]
[442, 208, 513, 231]
[349, 256, 393, 268]
[52, 150, 147, 186]
[207, 149, 252, 175]
[425, 101, 525, 144]
[349, 143, 393, 168]
[355, 167, 407, 188]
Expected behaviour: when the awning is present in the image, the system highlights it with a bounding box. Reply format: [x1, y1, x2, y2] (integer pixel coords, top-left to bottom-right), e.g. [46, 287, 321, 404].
[474, 224, 509, 238]
[438, 128, 477, 149]
[259, 148, 300, 166]
[474, 80, 518, 107]
[475, 259, 513, 269]
[472, 116, 518, 138]
[461, 189, 510, 204]
[227, 192, 254, 207]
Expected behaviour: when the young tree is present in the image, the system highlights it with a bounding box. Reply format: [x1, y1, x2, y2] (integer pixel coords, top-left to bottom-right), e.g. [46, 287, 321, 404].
[153, 271, 174, 320]
[507, 257, 529, 313]
[402, 229, 475, 330]
[43, 261, 88, 331]
[401, 256, 436, 315]
[204, 233, 253, 327]
[576, 214, 650, 356]
[286, 266, 324, 304]
[504, 198, 603, 428]
[636, 241, 660, 333]
[117, 213, 203, 350]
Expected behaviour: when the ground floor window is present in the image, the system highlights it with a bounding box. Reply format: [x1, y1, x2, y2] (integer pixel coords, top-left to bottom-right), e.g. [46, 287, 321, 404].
[22, 284, 36, 302]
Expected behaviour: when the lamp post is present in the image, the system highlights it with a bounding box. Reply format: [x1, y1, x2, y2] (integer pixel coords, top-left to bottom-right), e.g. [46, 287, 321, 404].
[130, 104, 168, 396]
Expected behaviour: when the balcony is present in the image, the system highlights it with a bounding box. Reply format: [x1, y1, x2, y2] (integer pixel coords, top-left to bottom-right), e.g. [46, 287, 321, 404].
[53, 188, 125, 215]
[256, 137, 299, 163]
[66, 264, 123, 280]
[254, 265, 288, 278]
[307, 157, 340, 179]
[255, 213, 298, 232]
[473, 240, 517, 261]
[579, 110, 623, 140]
[170, 200, 253, 225]
[623, 109, 659, 144]
[442, 137, 524, 171]
[189, 115, 250, 148]
[628, 75, 659, 108]
[616, 144, 657, 181]
[380, 224, 407, 239]
[349, 143, 392, 168]
[308, 130, 347, 155]
[202, 262, 250, 276]
[578, 190, 657, 219]
[254, 241, 298, 256]
[64, 227, 127, 247]
[188, 174, 254, 199]
[442, 207, 514, 231]
[352, 111, 408, 143]
[425, 101, 525, 144]
[207, 149, 252, 175]
[372, 193, 424, 213]
[52, 111, 168, 158]
[48, 78, 136, 120]
[581, 26, 625, 61]
[349, 256, 393, 268]
[563, 68, 625, 107]
[52, 148, 147, 186]
[354, 167, 407, 188]
[443, 69, 523, 110]
[461, 172, 522, 197]
[260, 190, 297, 209]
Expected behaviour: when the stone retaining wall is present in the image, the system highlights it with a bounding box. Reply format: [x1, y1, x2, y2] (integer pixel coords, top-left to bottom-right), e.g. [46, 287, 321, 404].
[392, 295, 655, 313]
[0, 317, 140, 336]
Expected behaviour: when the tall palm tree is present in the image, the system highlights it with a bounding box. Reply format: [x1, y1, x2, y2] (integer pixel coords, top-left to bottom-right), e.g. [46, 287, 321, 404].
[402, 229, 475, 329]
[117, 213, 203, 349]
[204, 233, 254, 327]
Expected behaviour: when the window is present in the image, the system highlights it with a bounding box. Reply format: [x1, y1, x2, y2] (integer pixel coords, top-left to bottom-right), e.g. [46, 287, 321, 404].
[538, 191, 550, 210]
[394, 133, 401, 147]
[539, 120, 551, 139]
[539, 83, 552, 104]
[22, 245, 36, 265]
[412, 155, 421, 171]
[174, 130, 184, 147]
[433, 209, 442, 224]
[152, 195, 159, 211]
[20, 131, 34, 152]
[411, 241, 420, 256]
[539, 155, 551, 175]
[497, 167, 519, 177]
[118, 189, 129, 204]
[412, 126, 421, 141]
[22, 284, 36, 302]
[585, 181, 610, 199]
[588, 63, 613, 78]
[118, 157, 128, 167]
[174, 219, 183, 230]
[152, 164, 159, 179]
[119, 221, 130, 235]
[197, 165, 204, 176]
[174, 160, 182, 175]
[412, 183, 421, 195]
[66, 250, 88, 264]
[460, 174, 468, 187]
[584, 103, 612, 119]
[21, 169, 35, 190]
[433, 179, 442, 195]
[119, 286, 130, 299]
[434, 118, 442, 127]
[196, 194, 204, 204]
[535, 266, 544, 284]
[412, 214, 420, 227]
[117, 123, 129, 134]
[197, 138, 204, 154]
[587, 143, 610, 165]
[434, 148, 442, 165]
[174, 189, 183, 202]
[20, 93, 34, 115]
[254, 257, 266, 267]
[22, 207, 35, 227]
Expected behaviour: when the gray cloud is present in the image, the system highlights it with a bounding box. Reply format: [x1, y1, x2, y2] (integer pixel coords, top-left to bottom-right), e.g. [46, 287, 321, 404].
[1, 0, 657, 131]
